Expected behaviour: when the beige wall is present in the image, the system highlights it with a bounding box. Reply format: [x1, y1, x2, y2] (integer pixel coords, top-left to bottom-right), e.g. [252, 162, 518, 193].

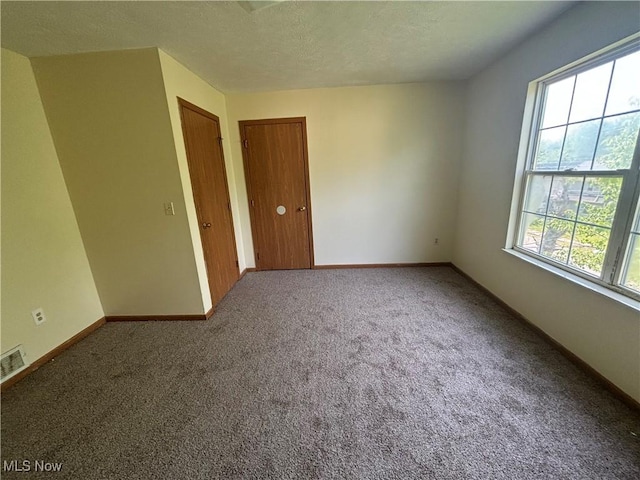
[31, 49, 205, 315]
[453, 2, 640, 401]
[158, 50, 246, 308]
[1, 48, 104, 363]
[226, 83, 465, 267]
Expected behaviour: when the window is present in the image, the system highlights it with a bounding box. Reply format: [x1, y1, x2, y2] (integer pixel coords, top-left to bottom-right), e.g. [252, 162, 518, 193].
[513, 38, 640, 300]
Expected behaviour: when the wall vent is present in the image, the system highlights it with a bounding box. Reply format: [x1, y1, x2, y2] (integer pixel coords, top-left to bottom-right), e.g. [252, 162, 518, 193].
[1, 345, 29, 382]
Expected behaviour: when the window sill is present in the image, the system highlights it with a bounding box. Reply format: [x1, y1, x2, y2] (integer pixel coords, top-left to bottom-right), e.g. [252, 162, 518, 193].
[502, 248, 640, 313]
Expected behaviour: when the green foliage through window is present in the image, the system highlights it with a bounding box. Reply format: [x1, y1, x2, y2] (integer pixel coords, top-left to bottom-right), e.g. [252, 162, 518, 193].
[515, 43, 640, 297]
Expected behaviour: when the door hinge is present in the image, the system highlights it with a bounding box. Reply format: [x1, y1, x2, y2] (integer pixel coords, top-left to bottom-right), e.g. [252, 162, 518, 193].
[217, 137, 223, 144]
[235, 260, 239, 267]
[256, 252, 260, 261]
[251, 199, 255, 207]
[227, 202, 231, 211]
[242, 139, 248, 148]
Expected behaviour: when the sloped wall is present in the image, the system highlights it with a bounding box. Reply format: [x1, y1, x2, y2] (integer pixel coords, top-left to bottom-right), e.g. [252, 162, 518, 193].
[1, 48, 104, 364]
[32, 48, 205, 315]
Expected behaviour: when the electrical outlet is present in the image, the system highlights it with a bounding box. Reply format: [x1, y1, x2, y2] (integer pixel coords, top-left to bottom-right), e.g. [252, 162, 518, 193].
[31, 308, 46, 325]
[164, 202, 175, 216]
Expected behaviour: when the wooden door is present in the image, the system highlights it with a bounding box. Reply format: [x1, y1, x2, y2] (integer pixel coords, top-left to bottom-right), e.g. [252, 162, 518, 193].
[179, 98, 239, 307]
[240, 117, 314, 270]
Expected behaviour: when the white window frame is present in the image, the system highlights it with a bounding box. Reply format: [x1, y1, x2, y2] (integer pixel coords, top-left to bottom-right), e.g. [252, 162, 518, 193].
[508, 35, 640, 302]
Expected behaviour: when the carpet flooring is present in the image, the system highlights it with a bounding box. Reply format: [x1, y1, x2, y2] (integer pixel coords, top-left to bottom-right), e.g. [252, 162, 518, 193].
[1, 267, 639, 479]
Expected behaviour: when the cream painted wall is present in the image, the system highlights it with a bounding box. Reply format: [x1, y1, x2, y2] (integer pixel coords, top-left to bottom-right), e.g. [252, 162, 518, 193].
[157, 50, 246, 309]
[31, 49, 205, 315]
[226, 83, 465, 267]
[453, 2, 640, 401]
[1, 48, 104, 364]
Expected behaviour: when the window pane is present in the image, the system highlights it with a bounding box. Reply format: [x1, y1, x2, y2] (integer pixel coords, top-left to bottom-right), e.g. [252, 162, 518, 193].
[542, 76, 575, 128]
[518, 213, 544, 254]
[533, 126, 565, 170]
[568, 224, 610, 276]
[569, 62, 612, 123]
[517, 42, 640, 297]
[547, 176, 582, 220]
[540, 217, 574, 263]
[559, 119, 600, 170]
[576, 177, 622, 227]
[592, 111, 640, 170]
[605, 50, 640, 116]
[621, 233, 640, 293]
[523, 175, 551, 214]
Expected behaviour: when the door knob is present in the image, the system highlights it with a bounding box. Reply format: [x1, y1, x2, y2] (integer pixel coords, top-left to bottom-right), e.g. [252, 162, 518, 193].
[202, 222, 212, 229]
[298, 206, 307, 211]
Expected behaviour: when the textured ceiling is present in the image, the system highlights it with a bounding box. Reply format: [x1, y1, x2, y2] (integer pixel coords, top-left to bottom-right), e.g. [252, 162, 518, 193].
[1, 1, 575, 93]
